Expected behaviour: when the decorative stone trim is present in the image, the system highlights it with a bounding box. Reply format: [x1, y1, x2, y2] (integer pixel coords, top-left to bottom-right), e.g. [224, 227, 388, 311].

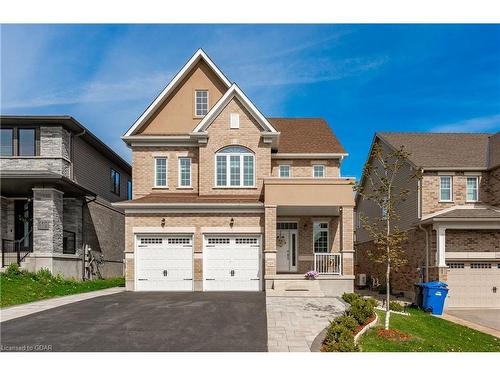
[354, 313, 379, 343]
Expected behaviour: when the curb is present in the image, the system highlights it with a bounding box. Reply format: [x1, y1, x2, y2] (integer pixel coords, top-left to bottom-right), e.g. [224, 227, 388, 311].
[354, 313, 379, 343]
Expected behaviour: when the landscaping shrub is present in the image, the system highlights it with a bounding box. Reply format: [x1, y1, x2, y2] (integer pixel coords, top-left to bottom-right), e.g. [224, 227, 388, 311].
[5, 263, 23, 277]
[332, 315, 358, 332]
[347, 297, 376, 325]
[341, 292, 360, 305]
[389, 301, 404, 312]
[325, 329, 359, 352]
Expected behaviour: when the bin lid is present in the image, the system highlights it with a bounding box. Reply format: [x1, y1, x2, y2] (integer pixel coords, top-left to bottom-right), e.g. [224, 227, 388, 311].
[418, 281, 448, 288]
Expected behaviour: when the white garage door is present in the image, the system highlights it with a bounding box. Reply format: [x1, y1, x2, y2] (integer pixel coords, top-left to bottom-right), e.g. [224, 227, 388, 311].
[204, 235, 261, 291]
[135, 235, 193, 291]
[446, 262, 500, 309]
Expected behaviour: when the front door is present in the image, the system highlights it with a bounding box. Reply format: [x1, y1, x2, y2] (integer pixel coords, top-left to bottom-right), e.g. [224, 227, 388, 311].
[14, 199, 33, 251]
[276, 223, 298, 272]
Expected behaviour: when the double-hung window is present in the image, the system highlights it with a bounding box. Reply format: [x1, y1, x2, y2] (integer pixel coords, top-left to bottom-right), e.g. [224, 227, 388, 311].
[466, 176, 479, 202]
[155, 157, 168, 188]
[195, 90, 209, 117]
[439, 176, 452, 202]
[313, 222, 329, 253]
[111, 169, 121, 195]
[215, 146, 254, 187]
[313, 164, 325, 178]
[0, 128, 13, 156]
[178, 157, 192, 188]
[279, 165, 291, 178]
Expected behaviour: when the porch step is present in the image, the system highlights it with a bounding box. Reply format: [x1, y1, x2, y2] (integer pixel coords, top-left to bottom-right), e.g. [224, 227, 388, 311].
[268, 279, 325, 297]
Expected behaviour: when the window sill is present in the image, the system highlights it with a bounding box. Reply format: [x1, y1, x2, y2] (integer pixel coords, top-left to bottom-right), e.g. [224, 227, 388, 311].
[176, 187, 193, 190]
[152, 187, 169, 190]
[213, 186, 258, 189]
[438, 200, 454, 203]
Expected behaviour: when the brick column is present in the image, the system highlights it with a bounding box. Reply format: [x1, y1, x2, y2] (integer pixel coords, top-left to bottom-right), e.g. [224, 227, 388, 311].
[341, 206, 355, 276]
[264, 205, 277, 288]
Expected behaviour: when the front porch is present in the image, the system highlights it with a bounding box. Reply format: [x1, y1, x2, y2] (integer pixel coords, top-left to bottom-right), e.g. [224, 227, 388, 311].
[263, 177, 355, 296]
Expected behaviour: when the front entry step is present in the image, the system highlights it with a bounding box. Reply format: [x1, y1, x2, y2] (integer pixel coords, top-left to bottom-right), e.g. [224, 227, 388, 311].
[267, 279, 325, 297]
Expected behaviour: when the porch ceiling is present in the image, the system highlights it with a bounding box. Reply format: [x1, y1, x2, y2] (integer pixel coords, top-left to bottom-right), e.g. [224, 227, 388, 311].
[277, 206, 340, 216]
[0, 170, 96, 198]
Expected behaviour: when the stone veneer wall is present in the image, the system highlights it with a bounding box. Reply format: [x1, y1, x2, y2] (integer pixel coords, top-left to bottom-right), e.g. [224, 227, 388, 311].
[33, 188, 64, 254]
[0, 197, 15, 243]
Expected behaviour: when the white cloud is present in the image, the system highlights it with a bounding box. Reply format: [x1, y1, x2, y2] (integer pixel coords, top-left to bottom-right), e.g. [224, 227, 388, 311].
[431, 114, 500, 132]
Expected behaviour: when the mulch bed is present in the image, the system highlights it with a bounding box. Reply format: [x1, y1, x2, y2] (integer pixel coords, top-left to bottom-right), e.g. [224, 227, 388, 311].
[321, 314, 377, 351]
[375, 327, 413, 342]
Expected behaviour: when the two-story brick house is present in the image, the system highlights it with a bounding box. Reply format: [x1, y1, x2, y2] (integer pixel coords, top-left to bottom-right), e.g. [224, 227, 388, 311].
[355, 132, 500, 309]
[114, 49, 355, 295]
[0, 116, 132, 279]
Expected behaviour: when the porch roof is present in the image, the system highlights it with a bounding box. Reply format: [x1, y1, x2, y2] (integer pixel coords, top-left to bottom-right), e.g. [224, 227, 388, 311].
[420, 205, 500, 224]
[0, 170, 96, 198]
[113, 193, 263, 207]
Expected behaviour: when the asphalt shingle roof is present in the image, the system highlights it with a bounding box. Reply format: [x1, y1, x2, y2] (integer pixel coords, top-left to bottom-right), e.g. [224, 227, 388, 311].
[433, 207, 500, 219]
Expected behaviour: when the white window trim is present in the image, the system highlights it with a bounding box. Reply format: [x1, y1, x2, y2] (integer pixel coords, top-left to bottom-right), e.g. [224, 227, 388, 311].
[439, 175, 453, 202]
[313, 221, 329, 253]
[194, 89, 209, 118]
[214, 149, 256, 188]
[312, 164, 326, 178]
[230, 113, 240, 129]
[178, 157, 192, 189]
[279, 164, 291, 178]
[465, 175, 480, 202]
[153, 157, 168, 188]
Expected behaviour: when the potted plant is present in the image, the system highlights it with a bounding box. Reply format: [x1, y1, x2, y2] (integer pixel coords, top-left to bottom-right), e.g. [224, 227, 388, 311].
[304, 270, 319, 280]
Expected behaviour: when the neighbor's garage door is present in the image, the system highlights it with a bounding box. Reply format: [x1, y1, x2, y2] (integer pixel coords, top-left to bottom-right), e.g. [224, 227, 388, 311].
[204, 235, 261, 291]
[135, 235, 193, 291]
[446, 262, 500, 308]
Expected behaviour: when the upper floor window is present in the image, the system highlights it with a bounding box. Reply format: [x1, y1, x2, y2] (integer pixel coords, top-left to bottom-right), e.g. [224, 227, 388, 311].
[111, 169, 121, 195]
[313, 222, 329, 253]
[18, 128, 36, 156]
[154, 157, 168, 188]
[178, 157, 192, 187]
[230, 113, 240, 129]
[313, 164, 325, 178]
[195, 90, 209, 117]
[439, 176, 452, 202]
[0, 128, 13, 156]
[215, 146, 254, 187]
[279, 164, 291, 178]
[127, 179, 133, 200]
[466, 176, 479, 202]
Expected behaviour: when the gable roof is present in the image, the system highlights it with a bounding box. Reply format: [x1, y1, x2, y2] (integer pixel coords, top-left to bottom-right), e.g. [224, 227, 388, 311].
[377, 132, 492, 170]
[124, 49, 231, 137]
[268, 118, 346, 154]
[192, 84, 278, 134]
[488, 132, 500, 169]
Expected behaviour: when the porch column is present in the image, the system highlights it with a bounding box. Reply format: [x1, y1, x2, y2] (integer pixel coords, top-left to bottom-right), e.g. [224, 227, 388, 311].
[32, 187, 64, 273]
[434, 224, 447, 268]
[264, 205, 277, 281]
[341, 206, 355, 276]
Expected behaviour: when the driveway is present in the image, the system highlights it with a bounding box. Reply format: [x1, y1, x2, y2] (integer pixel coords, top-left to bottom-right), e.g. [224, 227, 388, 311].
[0, 292, 267, 352]
[446, 309, 500, 332]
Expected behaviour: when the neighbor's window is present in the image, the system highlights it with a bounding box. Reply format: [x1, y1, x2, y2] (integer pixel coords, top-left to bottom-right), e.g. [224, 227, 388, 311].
[127, 180, 132, 200]
[313, 164, 325, 178]
[18, 128, 36, 156]
[215, 146, 254, 187]
[195, 90, 209, 117]
[0, 128, 13, 156]
[154, 157, 168, 187]
[439, 176, 452, 201]
[466, 176, 479, 202]
[178, 157, 192, 187]
[111, 168, 121, 195]
[313, 222, 329, 253]
[279, 165, 291, 178]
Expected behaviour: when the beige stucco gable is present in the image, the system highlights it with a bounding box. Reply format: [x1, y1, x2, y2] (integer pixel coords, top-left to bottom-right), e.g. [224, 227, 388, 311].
[137, 60, 228, 135]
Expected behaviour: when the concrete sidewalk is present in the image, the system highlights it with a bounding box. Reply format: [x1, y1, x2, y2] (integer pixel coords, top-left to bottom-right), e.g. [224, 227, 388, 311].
[0, 287, 124, 322]
[441, 312, 500, 339]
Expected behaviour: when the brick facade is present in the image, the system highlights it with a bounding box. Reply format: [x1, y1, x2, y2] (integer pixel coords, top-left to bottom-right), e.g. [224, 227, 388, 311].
[445, 229, 500, 252]
[271, 159, 339, 178]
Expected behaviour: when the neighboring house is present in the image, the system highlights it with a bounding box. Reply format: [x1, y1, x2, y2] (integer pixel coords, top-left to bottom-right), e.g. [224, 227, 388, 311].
[355, 132, 500, 308]
[114, 49, 355, 296]
[0, 116, 132, 279]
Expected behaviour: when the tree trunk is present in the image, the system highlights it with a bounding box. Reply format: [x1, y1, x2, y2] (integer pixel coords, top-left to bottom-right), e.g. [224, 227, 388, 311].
[385, 256, 391, 330]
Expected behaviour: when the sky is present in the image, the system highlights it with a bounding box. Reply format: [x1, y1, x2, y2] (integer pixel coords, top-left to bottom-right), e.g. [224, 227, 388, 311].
[1, 24, 500, 178]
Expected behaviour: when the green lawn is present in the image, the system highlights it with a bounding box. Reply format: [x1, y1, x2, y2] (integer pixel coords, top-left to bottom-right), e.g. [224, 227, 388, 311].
[0, 266, 124, 308]
[359, 308, 500, 352]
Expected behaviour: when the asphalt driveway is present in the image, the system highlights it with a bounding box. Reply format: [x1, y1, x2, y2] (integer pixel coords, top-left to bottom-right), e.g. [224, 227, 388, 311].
[0, 292, 267, 352]
[446, 309, 500, 331]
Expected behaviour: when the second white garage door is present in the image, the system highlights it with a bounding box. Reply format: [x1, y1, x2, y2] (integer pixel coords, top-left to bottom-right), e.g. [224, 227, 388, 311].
[203, 235, 261, 291]
[446, 262, 500, 308]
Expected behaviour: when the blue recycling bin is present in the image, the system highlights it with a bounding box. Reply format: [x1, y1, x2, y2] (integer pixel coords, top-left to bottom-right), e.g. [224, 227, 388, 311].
[419, 281, 449, 315]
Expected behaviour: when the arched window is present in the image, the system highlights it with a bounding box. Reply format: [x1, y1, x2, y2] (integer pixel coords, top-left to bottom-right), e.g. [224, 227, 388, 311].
[215, 146, 255, 187]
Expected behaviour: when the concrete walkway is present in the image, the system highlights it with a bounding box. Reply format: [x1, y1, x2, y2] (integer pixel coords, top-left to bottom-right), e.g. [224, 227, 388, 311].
[266, 296, 346, 352]
[0, 287, 124, 323]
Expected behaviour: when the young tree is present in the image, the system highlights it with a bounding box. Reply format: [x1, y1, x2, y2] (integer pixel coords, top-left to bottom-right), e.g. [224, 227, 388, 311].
[354, 142, 420, 330]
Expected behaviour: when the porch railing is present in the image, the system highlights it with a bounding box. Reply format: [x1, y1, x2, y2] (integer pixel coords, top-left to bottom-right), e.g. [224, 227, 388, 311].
[314, 253, 341, 275]
[1, 229, 33, 268]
